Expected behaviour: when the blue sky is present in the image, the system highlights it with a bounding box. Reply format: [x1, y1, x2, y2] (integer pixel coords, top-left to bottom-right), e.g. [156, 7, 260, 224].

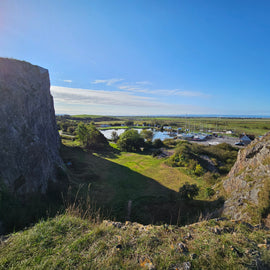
[1, 0, 270, 116]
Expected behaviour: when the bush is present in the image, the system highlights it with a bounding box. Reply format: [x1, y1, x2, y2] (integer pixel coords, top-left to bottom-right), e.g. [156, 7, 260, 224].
[205, 187, 215, 198]
[76, 122, 109, 150]
[117, 129, 144, 152]
[67, 126, 76, 134]
[187, 159, 198, 171]
[163, 138, 178, 148]
[194, 164, 204, 176]
[178, 183, 199, 200]
[153, 139, 164, 148]
[203, 172, 220, 184]
[166, 141, 238, 176]
[124, 120, 134, 126]
[152, 149, 162, 157]
[141, 130, 154, 142]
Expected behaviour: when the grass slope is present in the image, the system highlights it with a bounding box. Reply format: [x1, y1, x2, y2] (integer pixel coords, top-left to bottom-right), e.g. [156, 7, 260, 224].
[106, 152, 197, 192]
[61, 145, 219, 225]
[1, 214, 270, 269]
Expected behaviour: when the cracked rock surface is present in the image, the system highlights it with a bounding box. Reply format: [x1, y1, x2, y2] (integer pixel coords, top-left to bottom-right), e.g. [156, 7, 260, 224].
[0, 58, 63, 194]
[223, 132, 270, 222]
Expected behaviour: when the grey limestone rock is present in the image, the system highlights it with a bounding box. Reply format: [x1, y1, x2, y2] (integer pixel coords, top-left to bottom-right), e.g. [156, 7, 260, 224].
[223, 132, 270, 222]
[0, 58, 63, 194]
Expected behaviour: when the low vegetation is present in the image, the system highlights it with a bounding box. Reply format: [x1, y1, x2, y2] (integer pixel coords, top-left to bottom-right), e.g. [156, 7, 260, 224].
[166, 141, 238, 179]
[1, 213, 270, 269]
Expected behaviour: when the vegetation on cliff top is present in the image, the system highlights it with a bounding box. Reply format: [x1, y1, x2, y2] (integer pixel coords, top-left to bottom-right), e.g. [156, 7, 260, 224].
[1, 213, 270, 269]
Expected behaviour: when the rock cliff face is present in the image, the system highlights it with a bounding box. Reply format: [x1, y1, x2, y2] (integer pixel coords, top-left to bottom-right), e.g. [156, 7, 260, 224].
[223, 132, 270, 223]
[0, 58, 63, 194]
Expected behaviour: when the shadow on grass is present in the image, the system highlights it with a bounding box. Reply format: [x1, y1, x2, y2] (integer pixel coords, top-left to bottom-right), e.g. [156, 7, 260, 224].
[61, 145, 224, 226]
[92, 144, 121, 159]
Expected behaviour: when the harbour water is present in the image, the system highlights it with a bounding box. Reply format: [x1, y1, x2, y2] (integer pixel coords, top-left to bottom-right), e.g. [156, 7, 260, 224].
[100, 128, 175, 141]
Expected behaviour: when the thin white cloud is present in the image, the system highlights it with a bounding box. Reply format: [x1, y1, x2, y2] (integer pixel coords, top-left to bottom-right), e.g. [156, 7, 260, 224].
[91, 79, 209, 98]
[156, 89, 210, 97]
[51, 86, 163, 107]
[118, 85, 146, 92]
[51, 86, 213, 115]
[63, 79, 72, 83]
[135, 81, 152, 85]
[118, 84, 210, 98]
[91, 78, 124, 86]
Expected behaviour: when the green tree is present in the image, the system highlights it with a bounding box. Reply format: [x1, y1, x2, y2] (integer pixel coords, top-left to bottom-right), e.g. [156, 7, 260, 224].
[178, 183, 199, 200]
[141, 130, 154, 142]
[153, 138, 163, 148]
[60, 121, 70, 132]
[67, 126, 75, 134]
[117, 129, 144, 152]
[111, 131, 119, 142]
[124, 120, 134, 126]
[76, 122, 108, 150]
[77, 122, 89, 146]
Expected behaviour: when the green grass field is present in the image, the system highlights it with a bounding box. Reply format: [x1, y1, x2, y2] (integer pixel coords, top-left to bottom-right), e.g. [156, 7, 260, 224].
[68, 115, 270, 136]
[71, 114, 108, 119]
[105, 152, 199, 192]
[60, 142, 221, 225]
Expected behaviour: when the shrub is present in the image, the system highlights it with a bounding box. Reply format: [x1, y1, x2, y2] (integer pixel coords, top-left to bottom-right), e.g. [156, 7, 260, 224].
[124, 120, 134, 126]
[67, 126, 76, 134]
[117, 129, 144, 152]
[152, 149, 162, 157]
[141, 130, 154, 142]
[205, 187, 215, 198]
[187, 159, 198, 171]
[194, 164, 204, 176]
[153, 138, 164, 148]
[203, 172, 220, 184]
[178, 183, 199, 200]
[166, 141, 238, 176]
[163, 138, 178, 148]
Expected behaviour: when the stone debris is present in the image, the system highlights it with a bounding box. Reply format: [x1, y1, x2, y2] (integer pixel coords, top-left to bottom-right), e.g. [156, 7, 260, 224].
[183, 232, 193, 240]
[176, 242, 189, 253]
[103, 220, 155, 232]
[169, 261, 192, 270]
[190, 253, 197, 260]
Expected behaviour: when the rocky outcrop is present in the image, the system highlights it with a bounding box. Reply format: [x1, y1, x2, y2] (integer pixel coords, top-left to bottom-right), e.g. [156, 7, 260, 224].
[223, 132, 270, 222]
[0, 58, 63, 194]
